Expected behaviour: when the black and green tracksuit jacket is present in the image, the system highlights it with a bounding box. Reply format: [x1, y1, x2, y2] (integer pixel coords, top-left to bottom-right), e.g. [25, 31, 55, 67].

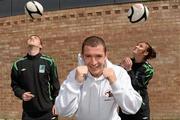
[119, 58, 154, 120]
[11, 53, 60, 119]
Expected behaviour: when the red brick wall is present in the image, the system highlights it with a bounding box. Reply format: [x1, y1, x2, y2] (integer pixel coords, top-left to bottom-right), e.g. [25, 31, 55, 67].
[0, 0, 179, 119]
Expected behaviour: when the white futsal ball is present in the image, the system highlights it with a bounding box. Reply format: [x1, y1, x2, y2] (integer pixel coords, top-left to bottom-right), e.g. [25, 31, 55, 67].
[128, 3, 149, 23]
[25, 1, 44, 19]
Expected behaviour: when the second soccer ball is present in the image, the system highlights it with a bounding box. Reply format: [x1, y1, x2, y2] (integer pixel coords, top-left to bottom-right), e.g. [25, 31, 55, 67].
[128, 3, 149, 23]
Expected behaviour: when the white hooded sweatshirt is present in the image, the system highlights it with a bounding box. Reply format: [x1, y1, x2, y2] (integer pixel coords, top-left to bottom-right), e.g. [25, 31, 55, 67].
[55, 60, 142, 120]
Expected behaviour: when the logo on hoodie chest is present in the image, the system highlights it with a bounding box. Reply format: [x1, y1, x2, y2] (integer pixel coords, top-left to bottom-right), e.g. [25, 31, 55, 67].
[104, 90, 114, 101]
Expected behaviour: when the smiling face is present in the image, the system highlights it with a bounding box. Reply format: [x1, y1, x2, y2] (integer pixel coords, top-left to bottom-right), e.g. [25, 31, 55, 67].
[82, 45, 107, 77]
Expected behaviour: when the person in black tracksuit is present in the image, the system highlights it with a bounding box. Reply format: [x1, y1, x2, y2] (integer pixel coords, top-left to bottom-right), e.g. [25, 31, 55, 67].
[11, 35, 60, 120]
[119, 41, 156, 120]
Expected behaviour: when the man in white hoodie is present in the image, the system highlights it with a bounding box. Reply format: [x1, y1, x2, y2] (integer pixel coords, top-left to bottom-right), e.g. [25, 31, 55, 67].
[55, 36, 142, 120]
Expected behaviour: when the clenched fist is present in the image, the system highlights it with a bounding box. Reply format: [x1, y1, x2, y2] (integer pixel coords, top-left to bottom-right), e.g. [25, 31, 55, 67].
[103, 68, 117, 84]
[120, 57, 132, 71]
[75, 66, 88, 83]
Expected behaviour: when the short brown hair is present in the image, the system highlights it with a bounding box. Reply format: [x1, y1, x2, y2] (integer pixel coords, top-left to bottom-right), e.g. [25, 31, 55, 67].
[81, 36, 106, 54]
[29, 34, 43, 46]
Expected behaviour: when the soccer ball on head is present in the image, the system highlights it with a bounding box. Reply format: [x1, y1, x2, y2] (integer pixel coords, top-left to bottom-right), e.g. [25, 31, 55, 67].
[128, 3, 149, 23]
[24, 0, 44, 19]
